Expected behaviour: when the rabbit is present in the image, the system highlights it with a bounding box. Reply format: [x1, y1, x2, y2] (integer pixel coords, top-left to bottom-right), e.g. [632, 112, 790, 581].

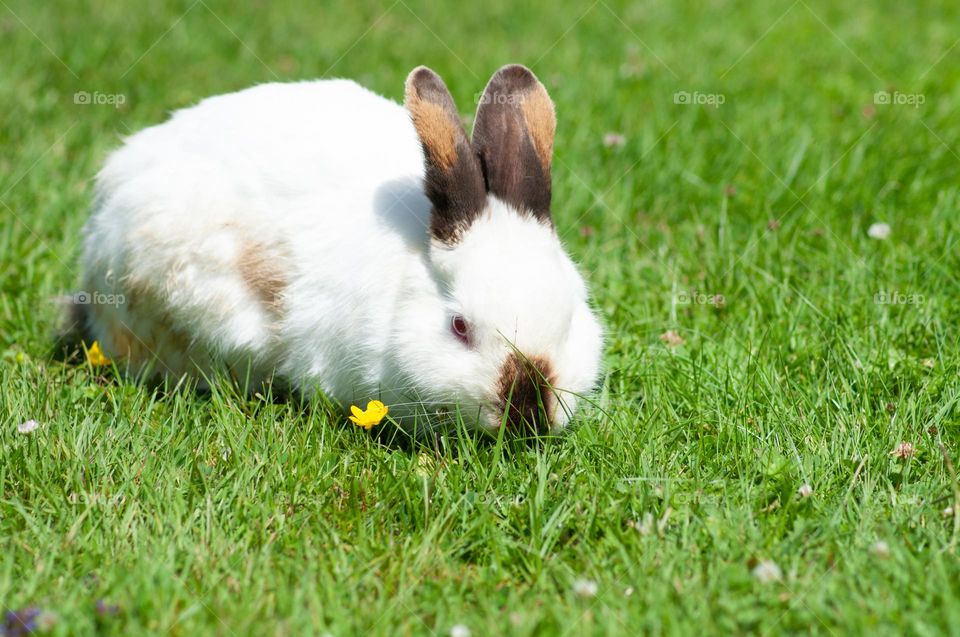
[71, 64, 604, 433]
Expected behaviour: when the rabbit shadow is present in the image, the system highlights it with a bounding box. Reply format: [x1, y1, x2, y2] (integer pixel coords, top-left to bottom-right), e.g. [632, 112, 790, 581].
[372, 175, 433, 256]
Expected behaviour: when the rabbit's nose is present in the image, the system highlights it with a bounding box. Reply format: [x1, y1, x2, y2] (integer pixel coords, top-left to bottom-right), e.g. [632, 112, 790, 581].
[496, 352, 555, 434]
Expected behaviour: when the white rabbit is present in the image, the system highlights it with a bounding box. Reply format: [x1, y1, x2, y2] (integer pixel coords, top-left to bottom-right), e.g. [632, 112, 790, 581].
[73, 64, 603, 433]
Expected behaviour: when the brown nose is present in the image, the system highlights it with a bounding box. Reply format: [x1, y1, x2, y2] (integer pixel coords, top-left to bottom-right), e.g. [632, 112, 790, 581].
[496, 353, 555, 433]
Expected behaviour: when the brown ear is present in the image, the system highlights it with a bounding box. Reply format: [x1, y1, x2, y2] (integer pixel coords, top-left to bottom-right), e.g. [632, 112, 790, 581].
[405, 66, 487, 244]
[472, 64, 555, 223]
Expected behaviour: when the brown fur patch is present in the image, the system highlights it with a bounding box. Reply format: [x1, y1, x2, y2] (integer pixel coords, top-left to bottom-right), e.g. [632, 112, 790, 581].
[107, 322, 151, 364]
[406, 94, 458, 171]
[520, 88, 556, 173]
[237, 242, 286, 312]
[101, 276, 204, 375]
[497, 353, 556, 433]
[87, 296, 148, 366]
[472, 65, 555, 222]
[404, 66, 488, 245]
[404, 67, 468, 173]
[105, 307, 200, 378]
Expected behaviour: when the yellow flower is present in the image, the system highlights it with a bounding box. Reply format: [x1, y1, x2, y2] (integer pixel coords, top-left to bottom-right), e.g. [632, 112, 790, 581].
[349, 400, 388, 429]
[85, 341, 111, 367]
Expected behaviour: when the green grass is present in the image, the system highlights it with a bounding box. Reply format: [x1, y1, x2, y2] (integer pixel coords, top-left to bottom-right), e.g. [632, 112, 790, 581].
[3, 0, 960, 634]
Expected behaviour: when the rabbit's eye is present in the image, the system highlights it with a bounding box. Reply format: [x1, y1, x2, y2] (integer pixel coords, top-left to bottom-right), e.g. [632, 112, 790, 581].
[451, 314, 471, 346]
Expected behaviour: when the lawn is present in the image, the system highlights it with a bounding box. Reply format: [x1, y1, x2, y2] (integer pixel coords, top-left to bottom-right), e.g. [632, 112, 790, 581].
[2, 0, 960, 635]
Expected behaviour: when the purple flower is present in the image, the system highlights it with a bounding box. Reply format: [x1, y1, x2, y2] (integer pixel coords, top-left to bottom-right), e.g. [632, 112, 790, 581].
[95, 599, 120, 617]
[3, 607, 40, 637]
[2, 607, 55, 636]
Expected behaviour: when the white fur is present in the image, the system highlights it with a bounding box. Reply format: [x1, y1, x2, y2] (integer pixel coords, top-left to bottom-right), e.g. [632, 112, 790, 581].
[81, 79, 603, 432]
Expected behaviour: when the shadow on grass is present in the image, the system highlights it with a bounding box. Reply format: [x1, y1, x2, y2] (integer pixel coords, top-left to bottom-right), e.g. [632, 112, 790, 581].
[50, 334, 565, 456]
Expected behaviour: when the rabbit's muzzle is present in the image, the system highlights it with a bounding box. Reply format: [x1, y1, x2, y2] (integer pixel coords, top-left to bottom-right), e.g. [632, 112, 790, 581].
[496, 352, 556, 434]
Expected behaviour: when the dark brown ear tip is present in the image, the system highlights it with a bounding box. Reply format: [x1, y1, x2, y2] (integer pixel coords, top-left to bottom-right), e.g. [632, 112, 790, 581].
[407, 65, 440, 84]
[496, 63, 535, 77]
[489, 64, 540, 90]
[405, 66, 447, 100]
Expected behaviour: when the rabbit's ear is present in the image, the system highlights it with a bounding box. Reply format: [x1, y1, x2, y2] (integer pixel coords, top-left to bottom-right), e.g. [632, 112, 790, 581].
[405, 66, 487, 244]
[472, 64, 555, 223]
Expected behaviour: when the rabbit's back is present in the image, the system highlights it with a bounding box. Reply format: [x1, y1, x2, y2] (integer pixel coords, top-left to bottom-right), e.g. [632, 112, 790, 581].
[81, 80, 432, 395]
[97, 80, 423, 209]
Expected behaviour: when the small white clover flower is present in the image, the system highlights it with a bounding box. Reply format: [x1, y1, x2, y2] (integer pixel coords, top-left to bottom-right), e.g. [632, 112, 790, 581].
[450, 624, 471, 637]
[572, 578, 598, 598]
[867, 222, 891, 240]
[872, 541, 891, 558]
[18, 419, 40, 434]
[752, 560, 782, 584]
[602, 132, 627, 148]
[797, 484, 813, 498]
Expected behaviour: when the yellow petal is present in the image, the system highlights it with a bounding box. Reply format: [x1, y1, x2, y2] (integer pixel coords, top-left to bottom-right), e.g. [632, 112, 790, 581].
[350, 415, 374, 429]
[86, 341, 111, 366]
[346, 400, 388, 428]
[365, 400, 388, 424]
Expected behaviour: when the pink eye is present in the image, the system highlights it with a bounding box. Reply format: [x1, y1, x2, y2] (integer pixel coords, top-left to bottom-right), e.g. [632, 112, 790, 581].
[451, 314, 470, 345]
